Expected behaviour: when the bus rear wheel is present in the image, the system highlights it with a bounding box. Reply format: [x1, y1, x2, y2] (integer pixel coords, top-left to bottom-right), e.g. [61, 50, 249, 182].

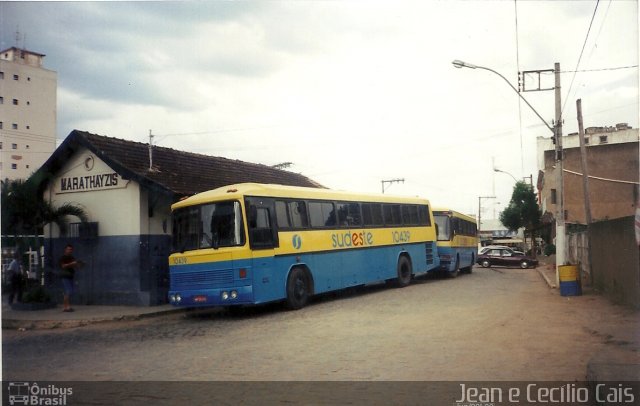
[396, 255, 412, 287]
[462, 254, 474, 274]
[286, 267, 310, 310]
[448, 255, 460, 278]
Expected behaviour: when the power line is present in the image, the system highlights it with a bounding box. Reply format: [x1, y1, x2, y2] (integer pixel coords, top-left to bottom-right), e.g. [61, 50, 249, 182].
[561, 64, 638, 73]
[151, 125, 283, 145]
[514, 0, 524, 176]
[561, 0, 600, 115]
[586, 0, 613, 63]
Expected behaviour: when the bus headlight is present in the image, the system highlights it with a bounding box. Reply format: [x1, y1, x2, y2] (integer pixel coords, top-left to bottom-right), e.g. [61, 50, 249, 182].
[230, 290, 238, 299]
[175, 294, 182, 303]
[169, 294, 176, 303]
[221, 291, 229, 300]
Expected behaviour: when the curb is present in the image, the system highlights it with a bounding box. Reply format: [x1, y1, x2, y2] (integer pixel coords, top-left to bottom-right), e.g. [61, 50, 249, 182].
[536, 266, 557, 289]
[2, 307, 187, 331]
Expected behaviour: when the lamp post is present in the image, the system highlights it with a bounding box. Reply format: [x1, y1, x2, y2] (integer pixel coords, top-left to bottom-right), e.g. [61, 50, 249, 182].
[494, 168, 518, 183]
[478, 195, 496, 242]
[452, 60, 554, 134]
[453, 59, 565, 282]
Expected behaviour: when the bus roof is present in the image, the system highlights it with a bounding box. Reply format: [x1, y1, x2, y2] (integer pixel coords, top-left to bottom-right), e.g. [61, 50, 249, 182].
[432, 208, 477, 224]
[173, 183, 431, 210]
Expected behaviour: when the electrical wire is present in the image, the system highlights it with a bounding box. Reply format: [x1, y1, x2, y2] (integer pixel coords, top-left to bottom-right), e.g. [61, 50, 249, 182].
[514, 0, 524, 177]
[561, 65, 638, 73]
[561, 0, 600, 116]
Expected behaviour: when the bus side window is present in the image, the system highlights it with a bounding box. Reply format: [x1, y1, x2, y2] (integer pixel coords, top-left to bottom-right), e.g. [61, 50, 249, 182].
[246, 198, 279, 249]
[418, 205, 431, 226]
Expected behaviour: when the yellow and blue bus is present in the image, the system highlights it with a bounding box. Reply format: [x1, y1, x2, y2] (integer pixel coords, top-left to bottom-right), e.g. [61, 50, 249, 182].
[433, 209, 478, 277]
[168, 183, 440, 309]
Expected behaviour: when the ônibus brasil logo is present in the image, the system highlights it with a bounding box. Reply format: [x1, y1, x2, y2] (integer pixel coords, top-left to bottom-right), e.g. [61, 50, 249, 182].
[7, 382, 73, 405]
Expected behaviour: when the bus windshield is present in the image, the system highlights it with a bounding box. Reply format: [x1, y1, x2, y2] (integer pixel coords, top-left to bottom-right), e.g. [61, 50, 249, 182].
[172, 200, 244, 253]
[434, 214, 451, 241]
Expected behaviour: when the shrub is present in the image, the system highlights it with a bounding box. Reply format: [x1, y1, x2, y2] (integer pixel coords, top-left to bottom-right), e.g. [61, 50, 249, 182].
[544, 244, 556, 256]
[22, 286, 52, 303]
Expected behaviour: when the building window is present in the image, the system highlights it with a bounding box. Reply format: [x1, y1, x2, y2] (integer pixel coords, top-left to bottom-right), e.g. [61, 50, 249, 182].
[584, 136, 589, 144]
[599, 135, 608, 144]
[0, 142, 3, 149]
[11, 163, 17, 170]
[26, 126, 30, 130]
[26, 165, 29, 169]
[13, 74, 18, 81]
[12, 99, 18, 105]
[26, 101, 30, 105]
[0, 96, 3, 104]
[550, 189, 557, 204]
[0, 122, 3, 129]
[12, 143, 17, 149]
[26, 145, 30, 149]
[12, 123, 17, 130]
[0, 71, 4, 79]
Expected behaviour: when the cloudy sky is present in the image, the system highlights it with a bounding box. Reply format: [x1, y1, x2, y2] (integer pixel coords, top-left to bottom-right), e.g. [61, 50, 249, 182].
[1, 1, 637, 218]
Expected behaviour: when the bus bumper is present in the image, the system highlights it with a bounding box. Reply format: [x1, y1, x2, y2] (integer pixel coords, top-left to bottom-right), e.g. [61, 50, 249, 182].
[168, 285, 253, 307]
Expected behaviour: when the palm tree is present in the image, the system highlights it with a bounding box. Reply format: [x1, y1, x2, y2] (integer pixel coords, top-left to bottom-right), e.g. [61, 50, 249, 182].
[2, 177, 87, 237]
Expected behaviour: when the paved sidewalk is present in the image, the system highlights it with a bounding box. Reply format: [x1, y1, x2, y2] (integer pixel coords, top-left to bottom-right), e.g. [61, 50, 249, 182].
[2, 301, 184, 330]
[533, 255, 640, 384]
[535, 254, 558, 289]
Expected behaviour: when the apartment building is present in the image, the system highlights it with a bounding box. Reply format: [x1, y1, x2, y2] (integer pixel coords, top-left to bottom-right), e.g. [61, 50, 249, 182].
[0, 47, 57, 181]
[537, 124, 639, 226]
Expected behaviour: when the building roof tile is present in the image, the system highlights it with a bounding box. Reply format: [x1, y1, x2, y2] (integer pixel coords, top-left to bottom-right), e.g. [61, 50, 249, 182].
[36, 130, 323, 197]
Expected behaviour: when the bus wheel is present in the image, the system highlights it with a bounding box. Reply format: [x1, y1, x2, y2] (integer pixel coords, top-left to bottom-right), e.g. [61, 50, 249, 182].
[396, 255, 412, 287]
[465, 255, 475, 274]
[286, 267, 310, 310]
[448, 255, 460, 278]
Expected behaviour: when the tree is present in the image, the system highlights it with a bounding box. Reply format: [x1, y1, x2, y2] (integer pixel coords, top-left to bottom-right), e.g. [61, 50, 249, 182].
[499, 181, 542, 256]
[1, 177, 87, 238]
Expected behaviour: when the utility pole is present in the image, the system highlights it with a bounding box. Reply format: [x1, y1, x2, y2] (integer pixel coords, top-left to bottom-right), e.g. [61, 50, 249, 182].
[453, 60, 562, 274]
[554, 62, 565, 285]
[381, 178, 404, 194]
[576, 99, 592, 225]
[577, 98, 593, 286]
[148, 130, 154, 171]
[478, 196, 496, 241]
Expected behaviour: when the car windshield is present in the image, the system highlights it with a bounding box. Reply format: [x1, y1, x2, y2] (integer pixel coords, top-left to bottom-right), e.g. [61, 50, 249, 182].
[172, 200, 244, 253]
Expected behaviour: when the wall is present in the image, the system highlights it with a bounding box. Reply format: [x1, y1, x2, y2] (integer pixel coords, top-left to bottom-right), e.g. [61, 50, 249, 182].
[0, 53, 57, 180]
[540, 141, 639, 224]
[45, 147, 142, 236]
[43, 149, 172, 305]
[568, 216, 640, 309]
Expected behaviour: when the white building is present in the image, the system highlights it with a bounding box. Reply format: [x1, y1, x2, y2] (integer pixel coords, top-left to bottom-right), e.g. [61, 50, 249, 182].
[0, 47, 57, 181]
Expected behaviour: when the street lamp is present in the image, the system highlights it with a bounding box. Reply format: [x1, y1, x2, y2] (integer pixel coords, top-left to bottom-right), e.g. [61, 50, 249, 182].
[494, 168, 518, 183]
[452, 60, 554, 134]
[453, 59, 566, 283]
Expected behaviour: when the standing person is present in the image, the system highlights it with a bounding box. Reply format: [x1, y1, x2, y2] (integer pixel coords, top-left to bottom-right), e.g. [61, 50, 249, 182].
[59, 244, 81, 312]
[7, 252, 23, 305]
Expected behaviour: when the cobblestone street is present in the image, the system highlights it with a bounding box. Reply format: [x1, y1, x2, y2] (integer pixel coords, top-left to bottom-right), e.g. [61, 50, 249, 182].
[4, 266, 638, 385]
